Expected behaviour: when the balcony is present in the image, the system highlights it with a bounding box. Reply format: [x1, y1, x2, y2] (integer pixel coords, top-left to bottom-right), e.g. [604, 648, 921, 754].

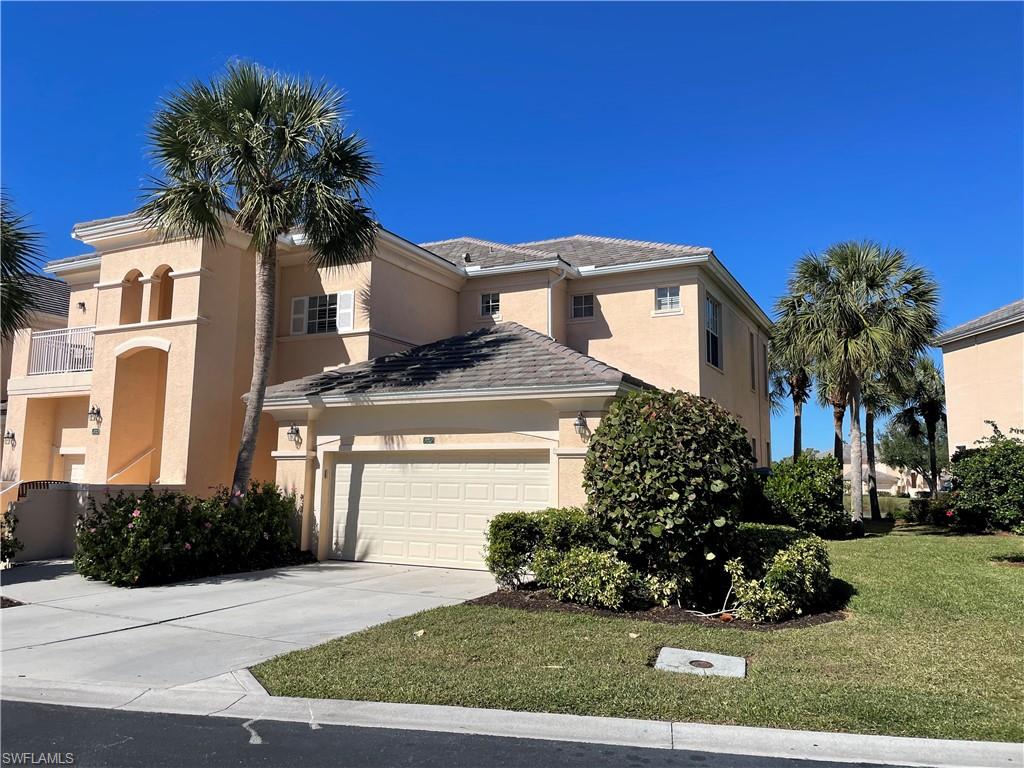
[28, 326, 95, 375]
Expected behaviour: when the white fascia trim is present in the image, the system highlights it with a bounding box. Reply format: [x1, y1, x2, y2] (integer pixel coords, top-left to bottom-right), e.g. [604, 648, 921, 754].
[263, 383, 625, 410]
[46, 255, 102, 275]
[71, 215, 146, 243]
[465, 260, 581, 278]
[377, 230, 466, 277]
[704, 255, 774, 331]
[936, 315, 1024, 347]
[576, 254, 709, 276]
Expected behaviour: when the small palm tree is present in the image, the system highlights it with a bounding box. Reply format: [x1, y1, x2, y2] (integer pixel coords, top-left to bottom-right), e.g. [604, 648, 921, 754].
[894, 355, 947, 496]
[139, 62, 377, 503]
[770, 297, 813, 462]
[785, 242, 939, 523]
[1, 193, 43, 341]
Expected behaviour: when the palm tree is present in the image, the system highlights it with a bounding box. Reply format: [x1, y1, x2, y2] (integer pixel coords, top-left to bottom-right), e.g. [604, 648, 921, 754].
[139, 62, 377, 503]
[861, 369, 903, 520]
[769, 297, 813, 462]
[894, 355, 947, 496]
[1, 193, 43, 341]
[785, 242, 939, 523]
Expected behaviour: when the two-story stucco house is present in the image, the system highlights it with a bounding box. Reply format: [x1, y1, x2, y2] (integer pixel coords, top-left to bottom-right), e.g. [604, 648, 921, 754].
[1, 215, 772, 568]
[936, 299, 1024, 456]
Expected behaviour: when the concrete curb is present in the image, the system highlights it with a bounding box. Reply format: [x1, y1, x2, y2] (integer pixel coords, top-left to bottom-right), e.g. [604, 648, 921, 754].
[2, 677, 1020, 767]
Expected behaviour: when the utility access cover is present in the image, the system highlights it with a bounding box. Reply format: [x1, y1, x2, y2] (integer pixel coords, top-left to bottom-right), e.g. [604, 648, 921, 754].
[654, 647, 746, 678]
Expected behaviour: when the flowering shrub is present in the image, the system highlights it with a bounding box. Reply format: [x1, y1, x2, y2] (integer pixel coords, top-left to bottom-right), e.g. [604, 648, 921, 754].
[75, 483, 306, 587]
[583, 389, 753, 585]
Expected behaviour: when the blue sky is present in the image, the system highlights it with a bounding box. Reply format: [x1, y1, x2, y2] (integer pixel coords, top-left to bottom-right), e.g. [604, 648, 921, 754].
[3, 2, 1022, 452]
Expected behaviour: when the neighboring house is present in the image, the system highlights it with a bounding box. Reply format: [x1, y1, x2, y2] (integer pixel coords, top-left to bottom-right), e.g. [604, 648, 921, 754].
[1, 274, 70, 466]
[0, 215, 772, 567]
[835, 444, 931, 498]
[936, 299, 1024, 456]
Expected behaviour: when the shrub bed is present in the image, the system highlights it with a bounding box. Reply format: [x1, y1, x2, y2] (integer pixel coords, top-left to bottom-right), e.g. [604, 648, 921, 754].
[764, 454, 848, 537]
[949, 425, 1024, 533]
[485, 507, 599, 589]
[726, 536, 832, 622]
[75, 483, 307, 586]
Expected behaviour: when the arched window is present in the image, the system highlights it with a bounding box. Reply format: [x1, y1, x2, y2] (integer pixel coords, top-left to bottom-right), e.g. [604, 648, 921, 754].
[119, 270, 143, 325]
[148, 265, 174, 321]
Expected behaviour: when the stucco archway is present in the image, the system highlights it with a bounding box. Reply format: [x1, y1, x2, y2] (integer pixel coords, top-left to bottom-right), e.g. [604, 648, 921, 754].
[106, 347, 169, 483]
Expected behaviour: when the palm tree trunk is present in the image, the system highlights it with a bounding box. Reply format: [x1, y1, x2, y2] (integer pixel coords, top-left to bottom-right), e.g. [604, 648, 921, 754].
[926, 418, 938, 497]
[792, 399, 803, 462]
[866, 407, 881, 520]
[230, 241, 277, 505]
[848, 382, 865, 523]
[832, 403, 845, 463]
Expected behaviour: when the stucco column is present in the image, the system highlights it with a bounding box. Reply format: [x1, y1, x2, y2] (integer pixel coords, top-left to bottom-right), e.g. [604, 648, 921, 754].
[139, 277, 157, 322]
[300, 414, 318, 552]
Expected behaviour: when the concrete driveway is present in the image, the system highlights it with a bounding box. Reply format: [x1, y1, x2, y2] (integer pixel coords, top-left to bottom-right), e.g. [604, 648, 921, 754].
[0, 560, 494, 693]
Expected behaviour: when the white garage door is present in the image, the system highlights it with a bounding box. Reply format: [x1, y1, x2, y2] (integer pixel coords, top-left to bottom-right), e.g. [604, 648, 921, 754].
[331, 451, 551, 568]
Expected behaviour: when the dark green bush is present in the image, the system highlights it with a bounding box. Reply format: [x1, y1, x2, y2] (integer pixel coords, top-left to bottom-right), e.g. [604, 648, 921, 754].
[74, 483, 305, 587]
[484, 507, 599, 589]
[725, 536, 832, 623]
[583, 389, 752, 580]
[763, 454, 848, 538]
[532, 546, 685, 610]
[950, 425, 1024, 533]
[1, 505, 24, 563]
[726, 522, 813, 580]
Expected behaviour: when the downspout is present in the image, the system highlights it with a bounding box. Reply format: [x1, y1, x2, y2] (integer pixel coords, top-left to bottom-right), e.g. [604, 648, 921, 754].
[547, 264, 569, 338]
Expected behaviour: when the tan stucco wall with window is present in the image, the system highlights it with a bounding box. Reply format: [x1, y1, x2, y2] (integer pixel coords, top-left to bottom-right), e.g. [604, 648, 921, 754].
[458, 273, 552, 337]
[941, 323, 1024, 454]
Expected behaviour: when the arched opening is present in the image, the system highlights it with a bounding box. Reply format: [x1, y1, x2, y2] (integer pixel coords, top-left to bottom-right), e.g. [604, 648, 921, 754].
[148, 265, 174, 321]
[119, 270, 143, 325]
[106, 346, 168, 483]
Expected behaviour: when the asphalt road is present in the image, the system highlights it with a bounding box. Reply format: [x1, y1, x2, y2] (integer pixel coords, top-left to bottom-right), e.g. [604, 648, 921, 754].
[1, 701, 887, 768]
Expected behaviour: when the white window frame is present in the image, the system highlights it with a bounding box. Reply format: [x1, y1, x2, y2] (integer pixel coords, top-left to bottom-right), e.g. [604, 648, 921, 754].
[480, 292, 500, 317]
[705, 293, 723, 369]
[749, 331, 757, 391]
[290, 290, 355, 335]
[570, 293, 595, 320]
[653, 286, 681, 314]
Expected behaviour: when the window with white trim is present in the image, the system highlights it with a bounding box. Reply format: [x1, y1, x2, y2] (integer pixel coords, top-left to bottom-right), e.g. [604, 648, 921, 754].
[705, 294, 722, 368]
[654, 286, 680, 313]
[749, 331, 756, 390]
[480, 292, 500, 316]
[762, 343, 769, 396]
[290, 290, 355, 335]
[571, 293, 594, 319]
[751, 437, 757, 463]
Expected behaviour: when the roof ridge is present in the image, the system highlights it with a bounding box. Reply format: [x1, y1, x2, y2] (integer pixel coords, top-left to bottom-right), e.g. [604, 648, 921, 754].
[419, 237, 559, 261]
[516, 234, 711, 254]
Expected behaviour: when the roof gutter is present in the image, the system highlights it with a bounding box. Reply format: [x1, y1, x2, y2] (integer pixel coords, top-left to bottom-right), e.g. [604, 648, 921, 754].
[935, 313, 1024, 347]
[464, 258, 580, 279]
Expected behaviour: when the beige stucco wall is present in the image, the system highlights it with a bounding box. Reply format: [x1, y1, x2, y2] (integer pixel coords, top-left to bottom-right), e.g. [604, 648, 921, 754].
[368, 243, 460, 346]
[941, 322, 1024, 454]
[459, 272, 552, 337]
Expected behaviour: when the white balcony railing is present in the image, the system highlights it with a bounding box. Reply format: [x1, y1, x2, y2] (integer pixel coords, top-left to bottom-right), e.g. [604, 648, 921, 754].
[28, 326, 95, 375]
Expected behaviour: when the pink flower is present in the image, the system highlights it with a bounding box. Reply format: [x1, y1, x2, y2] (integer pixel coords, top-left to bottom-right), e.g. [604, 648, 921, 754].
[127, 522, 134, 529]
[89, 527, 96, 533]
[184, 542, 192, 551]
[204, 521, 212, 529]
[132, 509, 141, 518]
[946, 510, 954, 518]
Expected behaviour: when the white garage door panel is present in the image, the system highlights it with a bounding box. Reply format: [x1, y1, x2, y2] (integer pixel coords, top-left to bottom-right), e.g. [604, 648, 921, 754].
[332, 451, 551, 568]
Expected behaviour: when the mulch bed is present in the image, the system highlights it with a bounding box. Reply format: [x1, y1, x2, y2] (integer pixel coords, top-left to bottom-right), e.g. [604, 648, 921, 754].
[1, 596, 24, 609]
[467, 588, 846, 631]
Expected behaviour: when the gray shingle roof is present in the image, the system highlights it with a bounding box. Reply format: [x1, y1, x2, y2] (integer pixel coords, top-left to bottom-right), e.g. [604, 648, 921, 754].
[264, 322, 648, 403]
[936, 299, 1024, 346]
[19, 274, 69, 317]
[419, 234, 712, 271]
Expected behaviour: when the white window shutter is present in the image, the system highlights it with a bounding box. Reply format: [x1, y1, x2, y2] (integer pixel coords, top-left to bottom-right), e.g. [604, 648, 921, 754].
[336, 290, 355, 332]
[290, 297, 307, 335]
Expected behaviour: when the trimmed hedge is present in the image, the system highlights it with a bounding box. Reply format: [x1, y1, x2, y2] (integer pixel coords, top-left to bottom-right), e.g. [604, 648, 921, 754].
[726, 522, 814, 580]
[726, 536, 832, 623]
[75, 483, 308, 587]
[583, 389, 753, 579]
[484, 508, 599, 589]
[764, 454, 848, 538]
[950, 426, 1024, 533]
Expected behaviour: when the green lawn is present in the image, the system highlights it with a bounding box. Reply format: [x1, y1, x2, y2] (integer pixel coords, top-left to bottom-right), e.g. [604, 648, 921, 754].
[252, 526, 1024, 742]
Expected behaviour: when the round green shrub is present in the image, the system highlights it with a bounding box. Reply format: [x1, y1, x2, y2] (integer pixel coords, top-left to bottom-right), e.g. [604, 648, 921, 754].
[583, 389, 753, 581]
[484, 507, 599, 589]
[763, 454, 848, 538]
[725, 536, 832, 623]
[950, 425, 1024, 532]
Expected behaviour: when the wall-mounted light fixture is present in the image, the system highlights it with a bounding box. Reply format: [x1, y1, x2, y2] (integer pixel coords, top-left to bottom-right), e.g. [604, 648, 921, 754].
[3, 431, 15, 447]
[87, 405, 102, 424]
[286, 423, 302, 447]
[573, 412, 589, 439]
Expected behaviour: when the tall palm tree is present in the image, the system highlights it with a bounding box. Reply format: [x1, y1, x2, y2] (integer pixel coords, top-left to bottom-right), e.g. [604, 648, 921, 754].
[770, 297, 813, 462]
[894, 355, 947, 496]
[139, 62, 377, 503]
[1, 193, 43, 341]
[861, 369, 903, 520]
[785, 242, 939, 523]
